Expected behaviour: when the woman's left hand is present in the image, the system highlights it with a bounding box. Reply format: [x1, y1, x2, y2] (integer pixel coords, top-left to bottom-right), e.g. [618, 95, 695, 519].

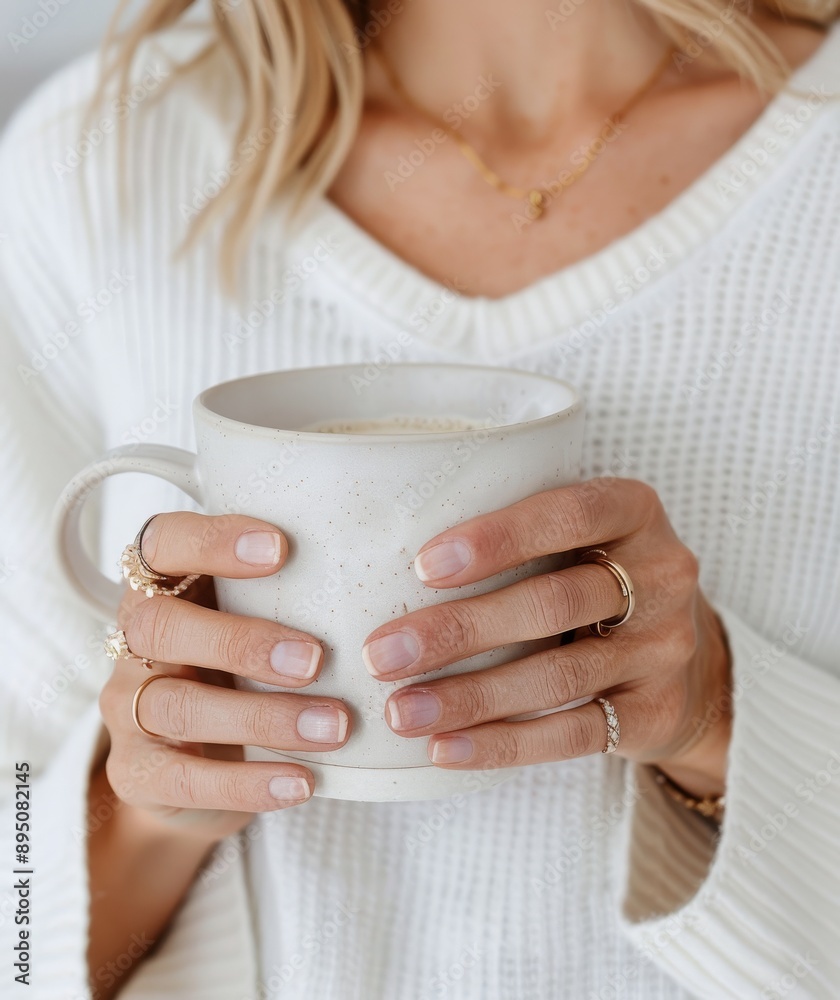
[363, 478, 732, 798]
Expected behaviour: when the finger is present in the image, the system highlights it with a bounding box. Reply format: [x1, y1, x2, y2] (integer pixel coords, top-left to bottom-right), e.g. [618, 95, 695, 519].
[426, 695, 641, 769]
[119, 595, 324, 687]
[140, 511, 288, 578]
[383, 635, 642, 735]
[363, 563, 627, 680]
[134, 676, 351, 749]
[114, 746, 316, 811]
[412, 479, 658, 586]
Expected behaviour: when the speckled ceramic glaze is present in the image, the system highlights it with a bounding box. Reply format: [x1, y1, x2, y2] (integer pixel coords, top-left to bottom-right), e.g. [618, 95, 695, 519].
[54, 364, 584, 802]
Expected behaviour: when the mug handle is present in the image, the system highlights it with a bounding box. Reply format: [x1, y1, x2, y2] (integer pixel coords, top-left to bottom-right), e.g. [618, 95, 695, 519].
[51, 444, 203, 622]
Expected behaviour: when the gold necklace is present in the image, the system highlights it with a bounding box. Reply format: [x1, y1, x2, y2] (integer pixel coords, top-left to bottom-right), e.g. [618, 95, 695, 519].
[371, 44, 674, 220]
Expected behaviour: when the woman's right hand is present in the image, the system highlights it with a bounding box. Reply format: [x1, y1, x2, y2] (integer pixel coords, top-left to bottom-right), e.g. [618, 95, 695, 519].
[98, 510, 351, 845]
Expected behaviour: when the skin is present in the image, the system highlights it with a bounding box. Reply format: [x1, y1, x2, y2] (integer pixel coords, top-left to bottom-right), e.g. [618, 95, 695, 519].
[87, 1, 827, 994]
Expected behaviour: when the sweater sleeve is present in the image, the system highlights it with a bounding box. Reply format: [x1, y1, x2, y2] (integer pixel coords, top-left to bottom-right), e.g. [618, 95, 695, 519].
[0, 112, 113, 996]
[619, 604, 840, 1000]
[0, 59, 261, 1000]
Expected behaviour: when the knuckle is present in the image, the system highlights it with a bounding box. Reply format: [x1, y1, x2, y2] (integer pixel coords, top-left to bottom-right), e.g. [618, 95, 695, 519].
[472, 512, 520, 566]
[558, 711, 597, 758]
[452, 676, 495, 722]
[161, 757, 200, 806]
[672, 545, 700, 591]
[213, 768, 244, 808]
[129, 597, 179, 660]
[194, 513, 230, 560]
[667, 616, 698, 661]
[539, 647, 594, 707]
[522, 574, 573, 635]
[431, 604, 480, 659]
[153, 682, 195, 740]
[559, 482, 607, 540]
[215, 619, 255, 668]
[490, 727, 525, 769]
[239, 696, 278, 746]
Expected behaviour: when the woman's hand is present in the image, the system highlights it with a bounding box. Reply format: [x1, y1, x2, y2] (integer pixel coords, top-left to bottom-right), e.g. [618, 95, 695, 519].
[100, 511, 352, 845]
[363, 479, 731, 799]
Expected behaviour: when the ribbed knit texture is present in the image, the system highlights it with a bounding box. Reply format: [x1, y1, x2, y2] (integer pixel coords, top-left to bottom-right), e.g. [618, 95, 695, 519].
[1, 23, 839, 1000]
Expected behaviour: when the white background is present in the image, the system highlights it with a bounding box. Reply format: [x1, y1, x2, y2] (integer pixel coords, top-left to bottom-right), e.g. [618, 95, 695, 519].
[1, 0, 152, 128]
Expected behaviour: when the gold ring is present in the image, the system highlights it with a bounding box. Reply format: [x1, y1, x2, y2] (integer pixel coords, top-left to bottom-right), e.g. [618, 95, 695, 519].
[120, 515, 201, 600]
[103, 629, 153, 669]
[577, 548, 635, 637]
[131, 673, 170, 739]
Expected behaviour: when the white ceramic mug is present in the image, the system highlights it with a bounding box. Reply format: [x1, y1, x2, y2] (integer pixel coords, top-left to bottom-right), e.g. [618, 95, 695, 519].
[54, 363, 584, 801]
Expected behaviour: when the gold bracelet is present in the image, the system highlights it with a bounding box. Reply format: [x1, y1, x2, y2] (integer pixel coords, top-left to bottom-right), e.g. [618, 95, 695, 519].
[653, 768, 725, 824]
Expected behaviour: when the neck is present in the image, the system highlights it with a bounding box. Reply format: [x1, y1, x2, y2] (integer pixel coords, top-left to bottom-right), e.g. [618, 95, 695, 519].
[364, 0, 670, 141]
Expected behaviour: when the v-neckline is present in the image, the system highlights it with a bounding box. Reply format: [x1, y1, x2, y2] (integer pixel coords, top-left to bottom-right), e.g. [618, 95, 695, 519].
[287, 25, 840, 357]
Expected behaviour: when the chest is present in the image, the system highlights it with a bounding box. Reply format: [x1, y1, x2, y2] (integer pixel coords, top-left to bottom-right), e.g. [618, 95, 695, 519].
[328, 82, 766, 297]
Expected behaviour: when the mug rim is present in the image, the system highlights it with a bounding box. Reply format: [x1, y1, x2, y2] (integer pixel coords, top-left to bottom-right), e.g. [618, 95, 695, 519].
[195, 362, 584, 444]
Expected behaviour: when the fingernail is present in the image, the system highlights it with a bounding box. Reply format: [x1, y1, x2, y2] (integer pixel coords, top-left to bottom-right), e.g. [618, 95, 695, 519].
[268, 776, 311, 801]
[235, 530, 282, 567]
[270, 640, 321, 679]
[387, 690, 441, 731]
[431, 736, 473, 764]
[297, 706, 349, 744]
[362, 632, 420, 676]
[414, 540, 471, 582]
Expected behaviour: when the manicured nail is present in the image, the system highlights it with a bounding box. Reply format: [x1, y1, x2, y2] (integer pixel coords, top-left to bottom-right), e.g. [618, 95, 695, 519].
[387, 690, 441, 731]
[362, 632, 420, 676]
[268, 776, 311, 801]
[414, 540, 472, 582]
[431, 736, 473, 764]
[270, 640, 321, 679]
[296, 706, 349, 744]
[235, 530, 282, 567]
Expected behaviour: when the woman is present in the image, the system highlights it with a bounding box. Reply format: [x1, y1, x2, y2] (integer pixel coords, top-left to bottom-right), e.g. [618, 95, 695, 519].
[1, 0, 838, 996]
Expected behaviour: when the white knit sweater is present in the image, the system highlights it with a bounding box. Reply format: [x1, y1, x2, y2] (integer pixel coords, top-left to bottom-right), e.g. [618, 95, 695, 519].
[1, 23, 839, 1000]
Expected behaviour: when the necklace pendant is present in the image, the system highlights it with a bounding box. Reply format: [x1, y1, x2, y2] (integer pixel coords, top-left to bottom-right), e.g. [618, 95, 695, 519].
[528, 189, 546, 220]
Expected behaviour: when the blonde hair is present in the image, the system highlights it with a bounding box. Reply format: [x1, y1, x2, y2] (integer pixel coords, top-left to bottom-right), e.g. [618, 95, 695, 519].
[98, 0, 837, 284]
